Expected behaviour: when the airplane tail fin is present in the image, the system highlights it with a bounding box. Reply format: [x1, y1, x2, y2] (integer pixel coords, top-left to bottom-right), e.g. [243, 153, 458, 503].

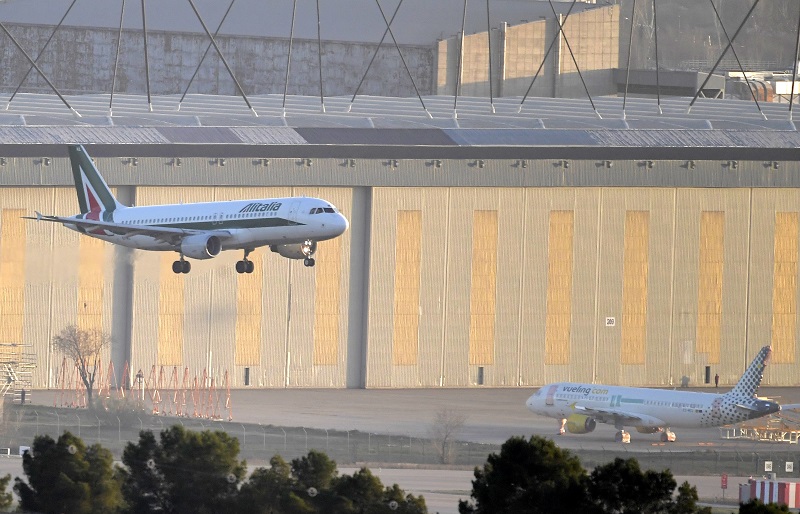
[729, 346, 771, 397]
[68, 145, 125, 214]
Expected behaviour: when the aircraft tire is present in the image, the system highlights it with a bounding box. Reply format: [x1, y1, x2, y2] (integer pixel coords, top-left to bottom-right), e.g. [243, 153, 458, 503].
[172, 261, 182, 274]
[182, 261, 191, 274]
[246, 261, 254, 273]
[235, 261, 246, 274]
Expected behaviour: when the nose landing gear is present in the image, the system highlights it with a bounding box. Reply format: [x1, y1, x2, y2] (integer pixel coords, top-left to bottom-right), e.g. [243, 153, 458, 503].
[236, 248, 255, 274]
[302, 239, 316, 267]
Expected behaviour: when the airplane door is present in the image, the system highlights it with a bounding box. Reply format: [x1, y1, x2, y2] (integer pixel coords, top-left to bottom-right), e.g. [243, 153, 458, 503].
[545, 384, 558, 406]
[288, 200, 301, 223]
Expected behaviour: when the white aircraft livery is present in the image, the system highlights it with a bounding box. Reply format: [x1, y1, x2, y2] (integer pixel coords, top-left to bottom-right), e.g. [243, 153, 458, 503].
[26, 145, 349, 274]
[526, 346, 789, 443]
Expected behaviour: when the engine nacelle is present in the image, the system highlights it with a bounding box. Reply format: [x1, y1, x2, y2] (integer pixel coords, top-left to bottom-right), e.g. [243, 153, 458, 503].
[565, 414, 596, 434]
[636, 426, 662, 434]
[180, 234, 222, 260]
[270, 241, 317, 260]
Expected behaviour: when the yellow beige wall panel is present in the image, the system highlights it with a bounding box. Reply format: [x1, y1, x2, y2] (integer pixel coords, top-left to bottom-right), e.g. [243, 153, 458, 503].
[621, 211, 649, 365]
[468, 210, 497, 366]
[367, 188, 449, 387]
[132, 187, 221, 380]
[157, 254, 184, 366]
[672, 190, 749, 387]
[594, 189, 674, 386]
[212, 187, 292, 387]
[235, 262, 263, 366]
[749, 190, 800, 385]
[313, 234, 342, 366]
[771, 212, 798, 364]
[697, 211, 724, 364]
[0, 209, 26, 359]
[3, 187, 116, 388]
[516, 189, 599, 386]
[292, 186, 351, 387]
[392, 210, 422, 366]
[77, 236, 105, 332]
[545, 211, 574, 367]
[441, 189, 521, 387]
[492, 189, 527, 384]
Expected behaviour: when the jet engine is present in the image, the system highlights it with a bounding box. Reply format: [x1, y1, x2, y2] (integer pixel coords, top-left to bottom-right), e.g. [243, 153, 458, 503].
[180, 234, 222, 260]
[270, 241, 317, 260]
[565, 414, 597, 434]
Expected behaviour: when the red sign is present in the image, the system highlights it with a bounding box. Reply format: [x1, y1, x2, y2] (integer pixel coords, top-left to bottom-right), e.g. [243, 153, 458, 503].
[721, 474, 728, 489]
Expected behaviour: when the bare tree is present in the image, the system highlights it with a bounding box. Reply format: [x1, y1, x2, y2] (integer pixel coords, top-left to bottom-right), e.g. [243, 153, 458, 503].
[428, 408, 467, 465]
[52, 325, 110, 410]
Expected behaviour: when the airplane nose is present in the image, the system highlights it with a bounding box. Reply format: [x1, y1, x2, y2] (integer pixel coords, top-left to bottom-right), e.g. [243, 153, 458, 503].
[335, 214, 349, 234]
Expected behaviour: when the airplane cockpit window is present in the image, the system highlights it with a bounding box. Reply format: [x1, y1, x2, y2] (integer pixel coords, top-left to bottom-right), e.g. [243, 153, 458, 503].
[323, 207, 335, 213]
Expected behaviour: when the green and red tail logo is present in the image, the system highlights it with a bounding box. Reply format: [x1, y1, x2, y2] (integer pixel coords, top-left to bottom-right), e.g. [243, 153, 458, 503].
[68, 145, 123, 215]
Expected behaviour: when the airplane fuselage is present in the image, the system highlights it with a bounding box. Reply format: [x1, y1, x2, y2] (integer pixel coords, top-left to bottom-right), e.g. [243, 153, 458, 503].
[67, 196, 347, 252]
[527, 382, 779, 429]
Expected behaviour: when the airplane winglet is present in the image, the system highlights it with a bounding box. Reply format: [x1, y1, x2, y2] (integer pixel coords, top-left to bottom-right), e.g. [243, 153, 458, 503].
[35, 211, 42, 221]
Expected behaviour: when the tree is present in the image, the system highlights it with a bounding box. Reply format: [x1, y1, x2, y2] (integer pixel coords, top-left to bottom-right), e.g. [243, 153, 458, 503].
[458, 435, 588, 514]
[238, 450, 427, 514]
[0, 473, 14, 511]
[292, 449, 338, 491]
[588, 457, 677, 514]
[672, 481, 712, 514]
[52, 324, 110, 409]
[331, 469, 427, 514]
[14, 431, 123, 514]
[739, 499, 791, 514]
[237, 456, 314, 514]
[428, 408, 467, 464]
[119, 425, 246, 514]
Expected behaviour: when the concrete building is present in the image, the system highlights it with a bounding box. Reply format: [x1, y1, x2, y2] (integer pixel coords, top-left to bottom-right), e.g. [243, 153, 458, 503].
[436, 4, 620, 98]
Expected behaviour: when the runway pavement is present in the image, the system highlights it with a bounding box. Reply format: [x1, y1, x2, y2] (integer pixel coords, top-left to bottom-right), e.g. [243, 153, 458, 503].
[20, 386, 800, 513]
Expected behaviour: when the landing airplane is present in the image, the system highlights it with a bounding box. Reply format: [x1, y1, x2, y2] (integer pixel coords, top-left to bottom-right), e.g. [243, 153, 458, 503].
[25, 145, 348, 274]
[526, 346, 795, 443]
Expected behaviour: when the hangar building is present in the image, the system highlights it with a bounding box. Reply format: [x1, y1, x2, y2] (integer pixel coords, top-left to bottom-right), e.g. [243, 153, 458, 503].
[0, 1, 799, 391]
[0, 93, 798, 391]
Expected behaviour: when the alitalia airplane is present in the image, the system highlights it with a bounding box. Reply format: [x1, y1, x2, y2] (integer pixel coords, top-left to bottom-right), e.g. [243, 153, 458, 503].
[526, 346, 796, 443]
[26, 145, 349, 274]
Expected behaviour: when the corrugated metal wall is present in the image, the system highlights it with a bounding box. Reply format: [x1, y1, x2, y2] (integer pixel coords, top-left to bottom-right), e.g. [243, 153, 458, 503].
[366, 187, 800, 388]
[5, 183, 800, 389]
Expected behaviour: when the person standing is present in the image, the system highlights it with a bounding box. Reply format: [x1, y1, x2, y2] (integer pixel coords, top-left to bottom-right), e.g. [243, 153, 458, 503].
[714, 373, 719, 388]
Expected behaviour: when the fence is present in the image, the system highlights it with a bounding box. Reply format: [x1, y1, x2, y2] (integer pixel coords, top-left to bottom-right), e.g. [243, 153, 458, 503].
[3, 405, 799, 478]
[1, 406, 498, 467]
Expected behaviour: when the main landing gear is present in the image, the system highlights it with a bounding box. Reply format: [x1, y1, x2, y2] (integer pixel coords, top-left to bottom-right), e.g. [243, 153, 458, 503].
[614, 430, 631, 444]
[172, 256, 191, 274]
[236, 249, 255, 274]
[660, 429, 676, 442]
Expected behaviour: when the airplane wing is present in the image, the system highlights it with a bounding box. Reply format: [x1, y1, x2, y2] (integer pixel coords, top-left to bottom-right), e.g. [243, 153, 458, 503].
[23, 213, 232, 246]
[572, 404, 667, 428]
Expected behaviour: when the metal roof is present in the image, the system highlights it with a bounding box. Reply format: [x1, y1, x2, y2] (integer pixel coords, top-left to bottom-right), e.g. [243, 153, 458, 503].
[0, 92, 797, 152]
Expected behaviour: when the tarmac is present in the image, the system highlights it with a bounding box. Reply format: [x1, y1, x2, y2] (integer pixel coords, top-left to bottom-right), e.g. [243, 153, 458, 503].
[17, 386, 800, 514]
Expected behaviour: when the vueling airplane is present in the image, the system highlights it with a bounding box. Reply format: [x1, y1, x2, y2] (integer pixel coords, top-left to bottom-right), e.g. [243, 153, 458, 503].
[526, 346, 794, 443]
[25, 145, 348, 274]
